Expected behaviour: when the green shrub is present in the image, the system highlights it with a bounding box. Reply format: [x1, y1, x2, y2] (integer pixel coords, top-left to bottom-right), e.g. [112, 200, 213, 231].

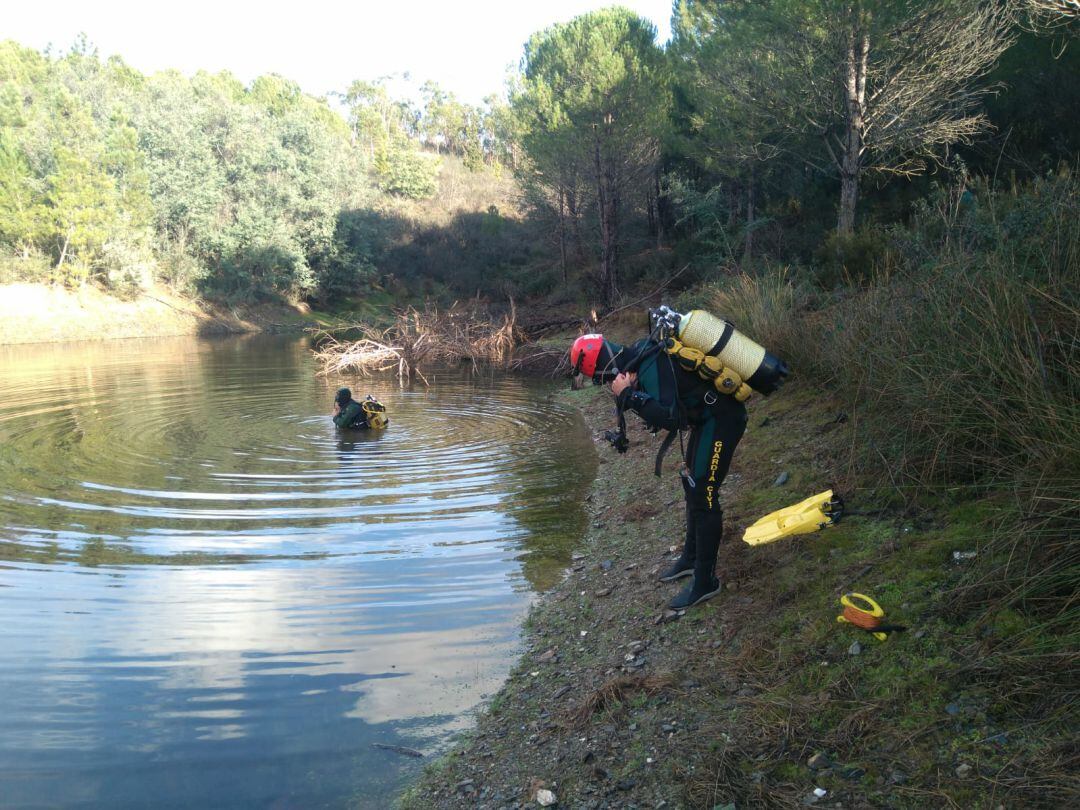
[376, 146, 439, 199]
[100, 231, 155, 298]
[512, 264, 561, 299]
[0, 252, 52, 284]
[813, 227, 896, 288]
[155, 239, 207, 293]
[200, 236, 312, 303]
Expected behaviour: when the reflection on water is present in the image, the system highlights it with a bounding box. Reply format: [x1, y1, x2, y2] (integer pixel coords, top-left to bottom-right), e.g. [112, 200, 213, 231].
[0, 335, 595, 809]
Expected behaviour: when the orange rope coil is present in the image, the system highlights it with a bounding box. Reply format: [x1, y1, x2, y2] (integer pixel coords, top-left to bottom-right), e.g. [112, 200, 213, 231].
[836, 592, 907, 640]
[842, 604, 883, 630]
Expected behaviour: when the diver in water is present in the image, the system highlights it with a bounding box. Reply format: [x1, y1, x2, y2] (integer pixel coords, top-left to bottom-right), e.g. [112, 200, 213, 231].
[332, 387, 388, 430]
[570, 311, 786, 609]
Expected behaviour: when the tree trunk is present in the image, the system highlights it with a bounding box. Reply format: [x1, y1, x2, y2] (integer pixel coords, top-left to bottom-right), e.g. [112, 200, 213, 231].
[593, 126, 618, 307]
[838, 170, 858, 236]
[646, 184, 658, 243]
[566, 187, 586, 263]
[606, 182, 619, 305]
[837, 25, 869, 236]
[557, 186, 568, 283]
[56, 231, 71, 271]
[653, 171, 665, 249]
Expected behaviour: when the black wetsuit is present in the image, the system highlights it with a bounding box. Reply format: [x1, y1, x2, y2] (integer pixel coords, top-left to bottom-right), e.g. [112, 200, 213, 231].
[333, 400, 368, 430]
[612, 339, 748, 587]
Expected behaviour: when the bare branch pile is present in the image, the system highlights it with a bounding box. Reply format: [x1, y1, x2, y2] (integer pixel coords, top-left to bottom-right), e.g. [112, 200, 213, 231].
[313, 304, 523, 383]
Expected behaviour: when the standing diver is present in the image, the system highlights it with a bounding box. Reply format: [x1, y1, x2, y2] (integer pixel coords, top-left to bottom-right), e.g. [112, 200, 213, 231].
[570, 307, 787, 609]
[332, 387, 389, 430]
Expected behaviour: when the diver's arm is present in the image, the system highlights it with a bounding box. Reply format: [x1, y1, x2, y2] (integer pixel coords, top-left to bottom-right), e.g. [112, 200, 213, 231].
[616, 386, 681, 432]
[333, 402, 360, 427]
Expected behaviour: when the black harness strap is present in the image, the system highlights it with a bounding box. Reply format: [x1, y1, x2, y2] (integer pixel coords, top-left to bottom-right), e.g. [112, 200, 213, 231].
[709, 320, 735, 355]
[653, 350, 694, 478]
[654, 429, 680, 477]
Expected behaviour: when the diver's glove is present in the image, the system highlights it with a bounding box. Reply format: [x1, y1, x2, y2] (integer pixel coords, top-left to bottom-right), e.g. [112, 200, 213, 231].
[616, 388, 651, 412]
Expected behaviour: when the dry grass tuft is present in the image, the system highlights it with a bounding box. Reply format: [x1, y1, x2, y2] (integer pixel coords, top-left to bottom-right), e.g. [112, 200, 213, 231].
[682, 729, 804, 810]
[566, 674, 673, 727]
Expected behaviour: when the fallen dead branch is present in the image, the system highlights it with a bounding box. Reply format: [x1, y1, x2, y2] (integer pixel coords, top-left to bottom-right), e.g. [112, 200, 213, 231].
[371, 742, 425, 759]
[313, 303, 523, 383]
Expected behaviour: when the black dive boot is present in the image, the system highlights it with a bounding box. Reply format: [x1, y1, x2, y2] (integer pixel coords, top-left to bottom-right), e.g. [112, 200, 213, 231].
[668, 510, 723, 609]
[658, 504, 695, 582]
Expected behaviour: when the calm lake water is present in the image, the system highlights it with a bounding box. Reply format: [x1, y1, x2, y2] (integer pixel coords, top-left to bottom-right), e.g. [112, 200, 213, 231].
[0, 334, 595, 809]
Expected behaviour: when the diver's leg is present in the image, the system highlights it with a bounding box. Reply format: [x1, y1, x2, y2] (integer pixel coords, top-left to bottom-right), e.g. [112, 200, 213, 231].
[669, 412, 744, 609]
[687, 508, 723, 601]
[658, 462, 697, 582]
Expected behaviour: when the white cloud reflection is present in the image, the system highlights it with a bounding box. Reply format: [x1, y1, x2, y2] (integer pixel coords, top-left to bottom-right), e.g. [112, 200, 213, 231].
[5, 550, 528, 752]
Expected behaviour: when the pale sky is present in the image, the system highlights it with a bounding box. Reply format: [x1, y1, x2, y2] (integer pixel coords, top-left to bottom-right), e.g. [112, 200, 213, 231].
[4, 1, 674, 105]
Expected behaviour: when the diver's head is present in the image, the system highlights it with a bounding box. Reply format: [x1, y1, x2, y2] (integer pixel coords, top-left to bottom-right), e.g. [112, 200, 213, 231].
[334, 387, 352, 406]
[569, 334, 618, 381]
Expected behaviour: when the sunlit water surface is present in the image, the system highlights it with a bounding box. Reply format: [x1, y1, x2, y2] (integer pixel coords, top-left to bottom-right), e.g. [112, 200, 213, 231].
[0, 334, 595, 809]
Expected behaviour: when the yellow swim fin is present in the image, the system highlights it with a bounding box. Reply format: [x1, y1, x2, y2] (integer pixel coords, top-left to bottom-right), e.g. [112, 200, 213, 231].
[742, 489, 844, 546]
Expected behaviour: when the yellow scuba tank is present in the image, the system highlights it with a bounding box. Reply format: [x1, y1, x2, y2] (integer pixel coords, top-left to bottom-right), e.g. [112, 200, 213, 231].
[362, 397, 389, 430]
[650, 306, 789, 401]
[742, 489, 844, 546]
[676, 309, 789, 396]
[663, 339, 753, 401]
